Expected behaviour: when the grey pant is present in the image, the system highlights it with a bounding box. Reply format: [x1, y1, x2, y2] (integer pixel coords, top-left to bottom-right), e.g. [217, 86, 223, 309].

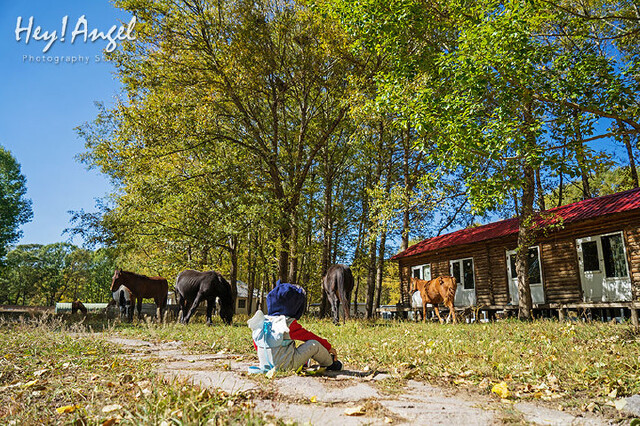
[289, 340, 333, 370]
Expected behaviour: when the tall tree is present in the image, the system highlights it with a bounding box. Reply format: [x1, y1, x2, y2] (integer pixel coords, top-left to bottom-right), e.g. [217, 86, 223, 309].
[0, 146, 32, 261]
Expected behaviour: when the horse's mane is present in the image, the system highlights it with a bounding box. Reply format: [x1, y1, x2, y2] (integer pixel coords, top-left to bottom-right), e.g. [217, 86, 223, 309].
[216, 274, 234, 304]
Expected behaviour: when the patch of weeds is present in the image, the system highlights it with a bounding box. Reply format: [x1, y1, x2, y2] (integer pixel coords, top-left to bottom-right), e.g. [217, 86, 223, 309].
[374, 376, 407, 395]
[0, 316, 265, 425]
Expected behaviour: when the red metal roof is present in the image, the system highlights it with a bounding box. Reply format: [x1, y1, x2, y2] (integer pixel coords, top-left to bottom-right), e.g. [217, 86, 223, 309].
[391, 187, 640, 261]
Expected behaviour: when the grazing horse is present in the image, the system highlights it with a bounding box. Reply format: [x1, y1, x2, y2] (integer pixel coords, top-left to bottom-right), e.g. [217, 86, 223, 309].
[322, 264, 354, 325]
[71, 300, 87, 315]
[174, 270, 234, 325]
[410, 276, 457, 324]
[111, 270, 168, 321]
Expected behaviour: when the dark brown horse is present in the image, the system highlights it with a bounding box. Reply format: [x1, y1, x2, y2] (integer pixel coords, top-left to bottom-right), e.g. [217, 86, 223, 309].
[323, 264, 354, 325]
[111, 270, 168, 321]
[71, 300, 87, 315]
[174, 270, 234, 325]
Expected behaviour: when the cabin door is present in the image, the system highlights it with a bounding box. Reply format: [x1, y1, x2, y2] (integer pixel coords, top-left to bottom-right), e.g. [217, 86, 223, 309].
[450, 258, 476, 307]
[506, 247, 545, 305]
[576, 233, 632, 302]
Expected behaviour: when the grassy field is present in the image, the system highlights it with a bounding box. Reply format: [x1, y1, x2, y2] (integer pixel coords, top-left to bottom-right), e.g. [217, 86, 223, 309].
[0, 313, 638, 423]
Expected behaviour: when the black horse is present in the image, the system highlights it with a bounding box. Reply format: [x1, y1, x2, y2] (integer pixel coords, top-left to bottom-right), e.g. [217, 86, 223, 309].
[323, 264, 354, 325]
[174, 270, 234, 325]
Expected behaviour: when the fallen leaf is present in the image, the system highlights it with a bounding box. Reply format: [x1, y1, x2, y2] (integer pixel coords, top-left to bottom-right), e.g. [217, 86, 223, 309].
[265, 368, 276, 379]
[614, 399, 627, 411]
[34, 369, 48, 377]
[102, 404, 122, 413]
[344, 406, 366, 416]
[56, 404, 80, 414]
[384, 417, 393, 424]
[102, 418, 118, 426]
[491, 382, 511, 399]
[310, 396, 317, 403]
[23, 379, 38, 388]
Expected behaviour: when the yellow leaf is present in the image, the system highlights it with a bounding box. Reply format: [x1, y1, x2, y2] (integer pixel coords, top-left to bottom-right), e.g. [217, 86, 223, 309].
[23, 379, 38, 388]
[344, 406, 366, 416]
[310, 396, 317, 403]
[56, 404, 80, 414]
[491, 382, 511, 399]
[85, 350, 98, 355]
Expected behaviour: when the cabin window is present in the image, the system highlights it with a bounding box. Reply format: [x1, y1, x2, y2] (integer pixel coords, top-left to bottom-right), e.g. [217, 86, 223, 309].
[582, 241, 600, 272]
[508, 247, 543, 285]
[411, 264, 432, 281]
[601, 233, 628, 278]
[238, 299, 246, 309]
[450, 258, 474, 290]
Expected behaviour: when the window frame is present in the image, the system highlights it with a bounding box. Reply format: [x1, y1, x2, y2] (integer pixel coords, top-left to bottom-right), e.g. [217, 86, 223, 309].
[449, 257, 475, 290]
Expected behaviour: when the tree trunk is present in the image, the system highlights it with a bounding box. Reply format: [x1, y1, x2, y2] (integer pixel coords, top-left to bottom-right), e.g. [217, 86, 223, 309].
[320, 147, 333, 318]
[278, 227, 290, 283]
[400, 124, 412, 306]
[517, 103, 536, 320]
[375, 230, 387, 310]
[247, 234, 256, 314]
[573, 111, 591, 199]
[535, 168, 546, 211]
[557, 147, 565, 208]
[365, 235, 377, 319]
[288, 216, 299, 284]
[619, 120, 639, 188]
[228, 236, 239, 309]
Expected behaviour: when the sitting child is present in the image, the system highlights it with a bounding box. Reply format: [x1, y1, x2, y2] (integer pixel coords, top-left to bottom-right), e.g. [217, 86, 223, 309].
[248, 281, 342, 372]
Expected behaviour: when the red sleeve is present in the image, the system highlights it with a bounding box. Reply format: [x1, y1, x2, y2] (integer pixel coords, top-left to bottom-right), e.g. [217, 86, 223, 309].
[288, 320, 332, 352]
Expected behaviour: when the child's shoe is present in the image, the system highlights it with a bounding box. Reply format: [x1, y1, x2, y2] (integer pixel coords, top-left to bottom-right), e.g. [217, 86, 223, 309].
[326, 359, 343, 371]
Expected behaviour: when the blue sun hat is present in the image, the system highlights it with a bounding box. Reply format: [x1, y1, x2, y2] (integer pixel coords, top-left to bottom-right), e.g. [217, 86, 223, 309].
[267, 280, 307, 319]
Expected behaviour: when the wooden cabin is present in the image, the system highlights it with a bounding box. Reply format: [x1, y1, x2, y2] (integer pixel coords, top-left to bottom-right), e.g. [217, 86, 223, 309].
[391, 188, 640, 323]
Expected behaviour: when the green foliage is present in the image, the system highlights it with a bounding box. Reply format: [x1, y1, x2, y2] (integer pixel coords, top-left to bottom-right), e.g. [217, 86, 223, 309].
[0, 145, 32, 261]
[0, 244, 117, 305]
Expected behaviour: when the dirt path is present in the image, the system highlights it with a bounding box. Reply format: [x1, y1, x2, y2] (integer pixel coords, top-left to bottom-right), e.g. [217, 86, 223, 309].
[106, 337, 608, 425]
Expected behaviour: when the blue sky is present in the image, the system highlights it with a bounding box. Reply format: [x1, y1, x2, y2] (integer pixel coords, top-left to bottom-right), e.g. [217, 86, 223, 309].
[0, 1, 132, 245]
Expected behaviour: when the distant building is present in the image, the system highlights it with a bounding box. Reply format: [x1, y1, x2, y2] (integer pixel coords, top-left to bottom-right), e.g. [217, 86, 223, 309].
[236, 280, 266, 315]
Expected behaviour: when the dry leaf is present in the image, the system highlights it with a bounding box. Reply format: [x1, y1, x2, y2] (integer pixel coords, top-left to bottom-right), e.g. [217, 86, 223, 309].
[310, 396, 317, 403]
[344, 406, 366, 416]
[56, 404, 80, 414]
[102, 418, 118, 426]
[491, 382, 511, 399]
[614, 399, 627, 411]
[102, 404, 122, 413]
[23, 379, 38, 388]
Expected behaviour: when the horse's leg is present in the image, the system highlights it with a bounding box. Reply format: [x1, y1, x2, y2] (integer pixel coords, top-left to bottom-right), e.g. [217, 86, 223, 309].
[205, 297, 214, 326]
[128, 296, 135, 322]
[326, 291, 339, 325]
[337, 285, 350, 323]
[434, 305, 444, 323]
[422, 301, 427, 323]
[184, 293, 203, 324]
[447, 301, 457, 324]
[136, 297, 143, 320]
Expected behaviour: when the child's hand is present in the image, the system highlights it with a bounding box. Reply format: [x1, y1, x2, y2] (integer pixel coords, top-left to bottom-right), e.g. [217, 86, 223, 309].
[329, 347, 337, 358]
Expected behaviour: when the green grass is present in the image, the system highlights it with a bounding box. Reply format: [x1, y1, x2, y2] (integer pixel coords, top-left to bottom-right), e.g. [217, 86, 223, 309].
[1, 313, 638, 422]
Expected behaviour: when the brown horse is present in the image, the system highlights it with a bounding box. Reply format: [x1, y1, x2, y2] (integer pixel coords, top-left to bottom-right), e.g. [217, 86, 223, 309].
[71, 300, 87, 315]
[111, 270, 168, 321]
[410, 276, 457, 324]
